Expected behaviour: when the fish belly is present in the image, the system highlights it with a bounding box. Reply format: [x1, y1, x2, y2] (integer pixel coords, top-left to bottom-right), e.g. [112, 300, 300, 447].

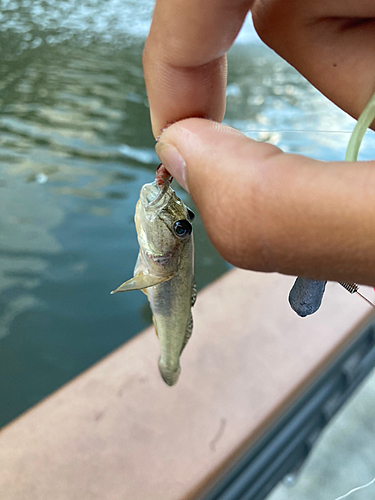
[148, 273, 192, 386]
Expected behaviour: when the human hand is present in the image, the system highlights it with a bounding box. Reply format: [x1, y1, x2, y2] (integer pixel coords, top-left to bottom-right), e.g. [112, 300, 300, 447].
[143, 0, 375, 285]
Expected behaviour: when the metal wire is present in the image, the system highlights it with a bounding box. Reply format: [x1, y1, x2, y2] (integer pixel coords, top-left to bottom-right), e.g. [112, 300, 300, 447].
[339, 282, 359, 294]
[339, 282, 375, 308]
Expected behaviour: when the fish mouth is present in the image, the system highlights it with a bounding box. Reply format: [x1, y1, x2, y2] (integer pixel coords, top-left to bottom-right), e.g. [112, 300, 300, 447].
[140, 181, 170, 210]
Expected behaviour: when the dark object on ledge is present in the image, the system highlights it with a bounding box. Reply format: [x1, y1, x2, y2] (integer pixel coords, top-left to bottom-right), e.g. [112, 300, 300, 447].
[288, 277, 327, 317]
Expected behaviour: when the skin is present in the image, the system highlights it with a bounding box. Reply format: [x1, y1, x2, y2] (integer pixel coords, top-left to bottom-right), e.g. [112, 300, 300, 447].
[143, 0, 375, 286]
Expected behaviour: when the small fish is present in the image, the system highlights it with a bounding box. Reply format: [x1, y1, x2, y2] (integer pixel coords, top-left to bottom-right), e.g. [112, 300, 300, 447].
[111, 166, 196, 386]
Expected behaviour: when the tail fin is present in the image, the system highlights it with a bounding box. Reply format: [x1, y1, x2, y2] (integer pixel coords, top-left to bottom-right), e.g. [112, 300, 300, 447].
[158, 358, 181, 386]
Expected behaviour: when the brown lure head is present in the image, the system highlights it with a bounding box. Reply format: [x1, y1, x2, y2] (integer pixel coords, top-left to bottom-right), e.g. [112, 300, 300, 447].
[155, 163, 173, 188]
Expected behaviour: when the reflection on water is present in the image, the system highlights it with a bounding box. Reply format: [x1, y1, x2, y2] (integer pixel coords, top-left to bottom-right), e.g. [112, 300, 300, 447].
[0, 0, 230, 427]
[224, 44, 371, 159]
[0, 1, 374, 428]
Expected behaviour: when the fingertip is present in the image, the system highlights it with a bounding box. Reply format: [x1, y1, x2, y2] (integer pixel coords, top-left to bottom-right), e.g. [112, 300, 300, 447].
[155, 141, 188, 191]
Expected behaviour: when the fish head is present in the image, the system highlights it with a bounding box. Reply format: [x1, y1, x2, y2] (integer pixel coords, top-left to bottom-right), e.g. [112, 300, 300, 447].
[135, 181, 194, 273]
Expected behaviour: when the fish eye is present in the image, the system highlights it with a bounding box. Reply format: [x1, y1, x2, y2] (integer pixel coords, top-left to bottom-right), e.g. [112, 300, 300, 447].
[186, 208, 195, 222]
[173, 219, 192, 238]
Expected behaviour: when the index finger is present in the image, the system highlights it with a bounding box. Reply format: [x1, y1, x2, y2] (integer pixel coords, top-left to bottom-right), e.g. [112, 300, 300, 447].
[143, 0, 253, 137]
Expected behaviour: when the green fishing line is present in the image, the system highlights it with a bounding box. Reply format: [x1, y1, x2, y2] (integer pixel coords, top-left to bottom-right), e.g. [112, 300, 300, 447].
[345, 91, 375, 162]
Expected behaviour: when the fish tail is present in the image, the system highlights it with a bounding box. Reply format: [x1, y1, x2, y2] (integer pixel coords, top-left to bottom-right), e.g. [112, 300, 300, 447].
[158, 358, 181, 387]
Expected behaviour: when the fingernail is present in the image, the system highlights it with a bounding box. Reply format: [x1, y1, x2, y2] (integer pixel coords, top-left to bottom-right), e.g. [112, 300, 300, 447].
[155, 142, 188, 191]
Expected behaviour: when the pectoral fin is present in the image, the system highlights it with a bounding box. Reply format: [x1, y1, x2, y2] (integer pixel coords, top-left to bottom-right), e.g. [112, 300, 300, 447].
[110, 273, 173, 294]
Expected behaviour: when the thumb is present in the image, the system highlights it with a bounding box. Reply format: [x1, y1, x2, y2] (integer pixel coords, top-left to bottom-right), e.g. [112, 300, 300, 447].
[155, 118, 375, 285]
[156, 118, 280, 272]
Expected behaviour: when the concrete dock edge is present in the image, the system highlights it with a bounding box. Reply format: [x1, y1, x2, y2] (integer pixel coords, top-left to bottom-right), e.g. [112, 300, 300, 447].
[0, 269, 373, 500]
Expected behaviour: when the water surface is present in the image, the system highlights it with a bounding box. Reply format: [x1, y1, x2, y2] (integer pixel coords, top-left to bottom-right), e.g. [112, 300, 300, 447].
[0, 0, 373, 428]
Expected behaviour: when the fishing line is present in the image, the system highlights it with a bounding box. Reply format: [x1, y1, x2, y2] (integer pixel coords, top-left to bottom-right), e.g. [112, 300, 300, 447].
[259, 93, 375, 308]
[333, 476, 375, 500]
[339, 282, 375, 308]
[244, 97, 375, 498]
[243, 129, 355, 134]
[288, 93, 375, 497]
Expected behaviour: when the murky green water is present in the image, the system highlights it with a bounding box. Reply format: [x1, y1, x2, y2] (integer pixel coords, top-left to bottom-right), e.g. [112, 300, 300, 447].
[0, 0, 374, 428]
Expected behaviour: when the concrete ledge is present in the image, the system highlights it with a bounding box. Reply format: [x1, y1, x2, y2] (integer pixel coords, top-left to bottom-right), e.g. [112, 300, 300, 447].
[0, 270, 373, 500]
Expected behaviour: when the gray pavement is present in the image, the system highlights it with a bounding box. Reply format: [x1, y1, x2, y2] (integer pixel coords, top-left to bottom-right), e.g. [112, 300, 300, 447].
[268, 368, 375, 500]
